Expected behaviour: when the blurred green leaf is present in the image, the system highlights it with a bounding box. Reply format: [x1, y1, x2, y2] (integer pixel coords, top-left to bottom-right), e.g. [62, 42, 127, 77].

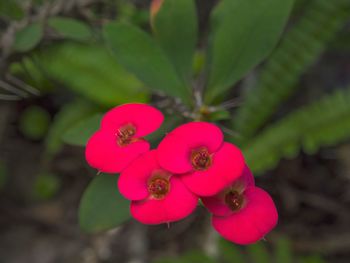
[247, 242, 270, 263]
[153, 0, 198, 81]
[242, 87, 350, 173]
[275, 237, 292, 263]
[19, 106, 51, 140]
[14, 22, 43, 52]
[36, 42, 149, 106]
[233, 0, 350, 140]
[62, 113, 102, 147]
[33, 173, 61, 200]
[219, 239, 245, 263]
[10, 57, 54, 92]
[193, 50, 206, 77]
[300, 255, 327, 263]
[145, 114, 183, 147]
[103, 22, 191, 105]
[79, 173, 130, 233]
[48, 17, 92, 41]
[207, 110, 231, 121]
[45, 100, 99, 155]
[204, 0, 294, 103]
[0, 0, 24, 20]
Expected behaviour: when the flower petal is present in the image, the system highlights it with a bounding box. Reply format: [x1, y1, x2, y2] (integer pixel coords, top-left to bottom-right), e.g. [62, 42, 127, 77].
[201, 165, 255, 216]
[181, 142, 245, 196]
[212, 187, 278, 245]
[157, 122, 223, 174]
[130, 177, 198, 225]
[85, 130, 150, 173]
[118, 150, 159, 201]
[201, 193, 232, 217]
[101, 103, 164, 137]
[156, 133, 193, 174]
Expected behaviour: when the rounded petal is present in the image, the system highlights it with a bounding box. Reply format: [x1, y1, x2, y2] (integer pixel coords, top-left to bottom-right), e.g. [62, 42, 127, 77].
[118, 150, 160, 201]
[101, 103, 164, 137]
[201, 165, 255, 216]
[231, 165, 255, 192]
[156, 133, 193, 173]
[181, 142, 245, 196]
[130, 177, 198, 225]
[202, 194, 231, 217]
[212, 187, 278, 245]
[157, 122, 223, 174]
[85, 130, 150, 173]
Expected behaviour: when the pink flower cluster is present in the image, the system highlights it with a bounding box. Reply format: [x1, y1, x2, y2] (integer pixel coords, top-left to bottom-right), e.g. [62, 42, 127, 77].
[85, 103, 278, 245]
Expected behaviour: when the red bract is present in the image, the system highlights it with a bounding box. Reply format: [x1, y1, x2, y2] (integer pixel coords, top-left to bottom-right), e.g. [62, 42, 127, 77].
[85, 103, 163, 173]
[157, 122, 245, 196]
[118, 150, 198, 225]
[202, 167, 278, 245]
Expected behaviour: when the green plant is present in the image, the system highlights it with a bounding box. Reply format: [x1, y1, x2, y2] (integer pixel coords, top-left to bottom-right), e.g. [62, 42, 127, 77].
[19, 105, 51, 140]
[4, 0, 350, 240]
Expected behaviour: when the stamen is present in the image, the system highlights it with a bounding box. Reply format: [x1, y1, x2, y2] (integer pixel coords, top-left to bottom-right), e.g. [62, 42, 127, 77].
[116, 124, 136, 146]
[191, 147, 212, 171]
[148, 177, 170, 199]
[225, 191, 244, 212]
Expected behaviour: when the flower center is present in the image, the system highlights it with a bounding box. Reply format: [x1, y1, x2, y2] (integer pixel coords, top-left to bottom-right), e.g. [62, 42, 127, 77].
[148, 177, 170, 199]
[116, 124, 136, 146]
[191, 147, 212, 171]
[225, 191, 244, 212]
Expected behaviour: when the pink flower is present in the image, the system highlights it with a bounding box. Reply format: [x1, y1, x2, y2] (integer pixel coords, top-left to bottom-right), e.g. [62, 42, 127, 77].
[118, 150, 198, 225]
[157, 122, 245, 196]
[85, 103, 164, 173]
[202, 166, 278, 245]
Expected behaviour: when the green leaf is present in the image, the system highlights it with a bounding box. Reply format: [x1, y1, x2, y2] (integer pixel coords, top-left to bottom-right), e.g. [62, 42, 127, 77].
[242, 87, 350, 173]
[103, 22, 191, 105]
[62, 114, 102, 146]
[233, 0, 350, 140]
[219, 239, 245, 263]
[153, 0, 198, 81]
[19, 106, 51, 140]
[0, 0, 24, 20]
[32, 173, 61, 200]
[275, 237, 293, 263]
[14, 22, 43, 52]
[247, 242, 270, 263]
[36, 42, 149, 106]
[48, 17, 92, 41]
[79, 174, 130, 233]
[300, 255, 327, 263]
[204, 0, 294, 103]
[145, 114, 183, 147]
[45, 100, 99, 155]
[207, 110, 231, 121]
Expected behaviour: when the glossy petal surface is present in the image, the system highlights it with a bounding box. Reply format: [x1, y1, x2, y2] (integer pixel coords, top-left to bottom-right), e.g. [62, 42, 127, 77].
[130, 177, 198, 224]
[118, 150, 161, 201]
[181, 142, 245, 196]
[157, 122, 223, 174]
[85, 130, 149, 173]
[202, 165, 255, 216]
[212, 187, 278, 245]
[101, 103, 164, 137]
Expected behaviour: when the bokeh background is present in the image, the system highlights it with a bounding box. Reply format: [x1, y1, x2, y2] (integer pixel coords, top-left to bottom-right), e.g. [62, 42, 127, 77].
[0, 0, 350, 262]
